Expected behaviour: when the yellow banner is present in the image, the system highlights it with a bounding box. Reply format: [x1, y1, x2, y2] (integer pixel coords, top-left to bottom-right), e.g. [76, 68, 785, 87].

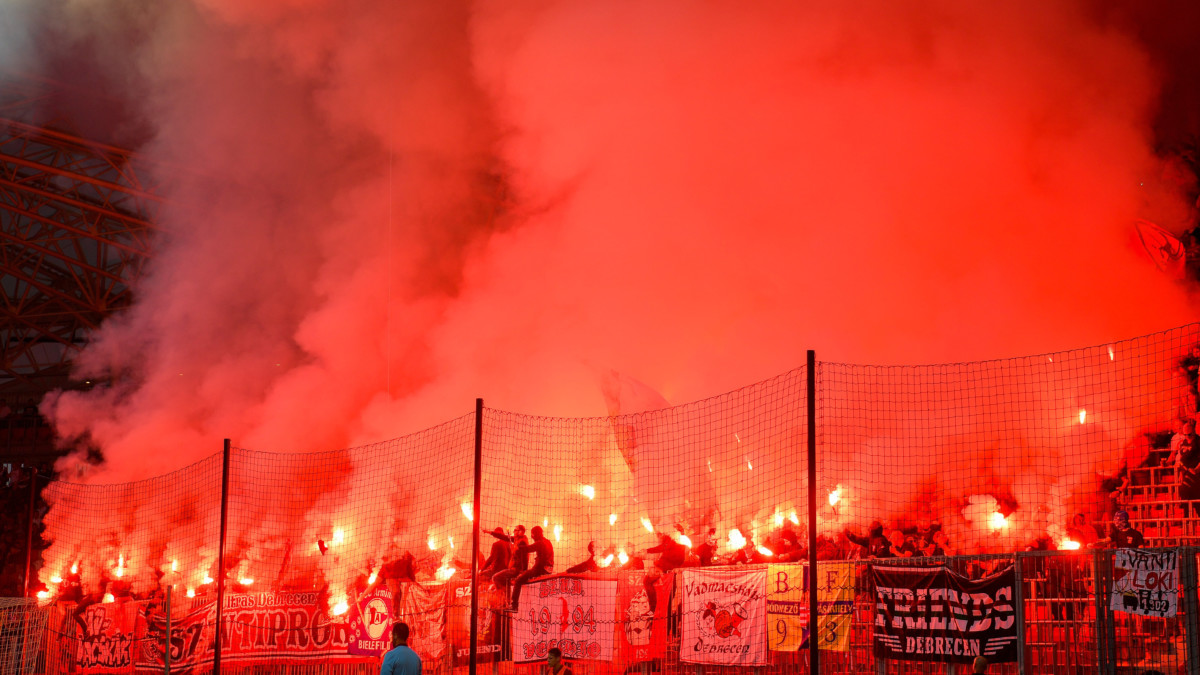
[767, 562, 855, 652]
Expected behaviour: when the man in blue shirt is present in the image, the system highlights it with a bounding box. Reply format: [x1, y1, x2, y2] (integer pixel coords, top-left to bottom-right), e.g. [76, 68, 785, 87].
[380, 622, 421, 675]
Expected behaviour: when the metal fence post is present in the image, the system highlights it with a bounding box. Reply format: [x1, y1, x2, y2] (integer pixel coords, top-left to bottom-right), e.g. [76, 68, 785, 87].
[469, 398, 483, 675]
[1092, 548, 1116, 674]
[1013, 552, 1025, 675]
[214, 439, 231, 675]
[164, 583, 172, 675]
[806, 349, 819, 674]
[1181, 546, 1200, 675]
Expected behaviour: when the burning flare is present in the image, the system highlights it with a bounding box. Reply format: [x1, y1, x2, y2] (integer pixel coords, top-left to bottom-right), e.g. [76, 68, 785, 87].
[641, 517, 654, 533]
[580, 485, 595, 500]
[829, 486, 842, 506]
[461, 503, 474, 521]
[727, 528, 747, 551]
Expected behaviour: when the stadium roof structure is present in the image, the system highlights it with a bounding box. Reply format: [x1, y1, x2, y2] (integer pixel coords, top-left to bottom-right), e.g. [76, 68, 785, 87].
[0, 73, 157, 398]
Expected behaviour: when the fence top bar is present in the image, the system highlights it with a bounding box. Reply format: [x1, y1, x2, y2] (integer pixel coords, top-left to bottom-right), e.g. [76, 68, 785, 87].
[819, 321, 1200, 369]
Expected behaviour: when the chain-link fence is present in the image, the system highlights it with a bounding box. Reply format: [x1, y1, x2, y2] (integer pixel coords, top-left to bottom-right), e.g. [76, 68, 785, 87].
[6, 324, 1200, 673]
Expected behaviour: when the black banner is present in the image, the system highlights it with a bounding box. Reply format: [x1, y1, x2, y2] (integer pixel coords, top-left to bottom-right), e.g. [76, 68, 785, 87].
[871, 565, 1017, 664]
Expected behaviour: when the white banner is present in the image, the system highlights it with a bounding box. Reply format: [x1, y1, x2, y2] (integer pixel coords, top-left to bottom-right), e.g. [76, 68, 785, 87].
[1111, 549, 1178, 618]
[681, 568, 767, 666]
[513, 575, 618, 663]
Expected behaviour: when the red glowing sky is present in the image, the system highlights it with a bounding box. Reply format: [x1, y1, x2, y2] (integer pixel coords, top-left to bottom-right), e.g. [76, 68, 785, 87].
[4, 0, 1196, 480]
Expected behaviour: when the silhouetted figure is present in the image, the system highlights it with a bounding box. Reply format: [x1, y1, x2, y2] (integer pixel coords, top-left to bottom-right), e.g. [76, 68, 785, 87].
[643, 534, 687, 616]
[508, 526, 553, 610]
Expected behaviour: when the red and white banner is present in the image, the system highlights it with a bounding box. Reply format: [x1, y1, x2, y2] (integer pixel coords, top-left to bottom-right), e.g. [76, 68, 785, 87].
[137, 600, 214, 673]
[349, 588, 394, 656]
[397, 582, 449, 665]
[615, 570, 670, 667]
[74, 602, 139, 672]
[513, 575, 618, 663]
[128, 592, 364, 672]
[448, 577, 505, 665]
[1111, 549, 1179, 618]
[680, 568, 767, 666]
[216, 592, 354, 664]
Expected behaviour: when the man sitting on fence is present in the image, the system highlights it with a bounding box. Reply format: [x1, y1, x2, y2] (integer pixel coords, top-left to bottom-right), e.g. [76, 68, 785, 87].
[492, 524, 528, 600]
[507, 525, 554, 611]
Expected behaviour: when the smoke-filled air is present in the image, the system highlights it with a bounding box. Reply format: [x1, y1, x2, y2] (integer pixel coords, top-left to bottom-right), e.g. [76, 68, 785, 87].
[12, 0, 1200, 605]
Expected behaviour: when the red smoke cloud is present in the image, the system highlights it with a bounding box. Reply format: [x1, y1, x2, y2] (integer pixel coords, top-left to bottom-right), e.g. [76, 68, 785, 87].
[24, 1, 1194, 476]
[17, 0, 1200, 597]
